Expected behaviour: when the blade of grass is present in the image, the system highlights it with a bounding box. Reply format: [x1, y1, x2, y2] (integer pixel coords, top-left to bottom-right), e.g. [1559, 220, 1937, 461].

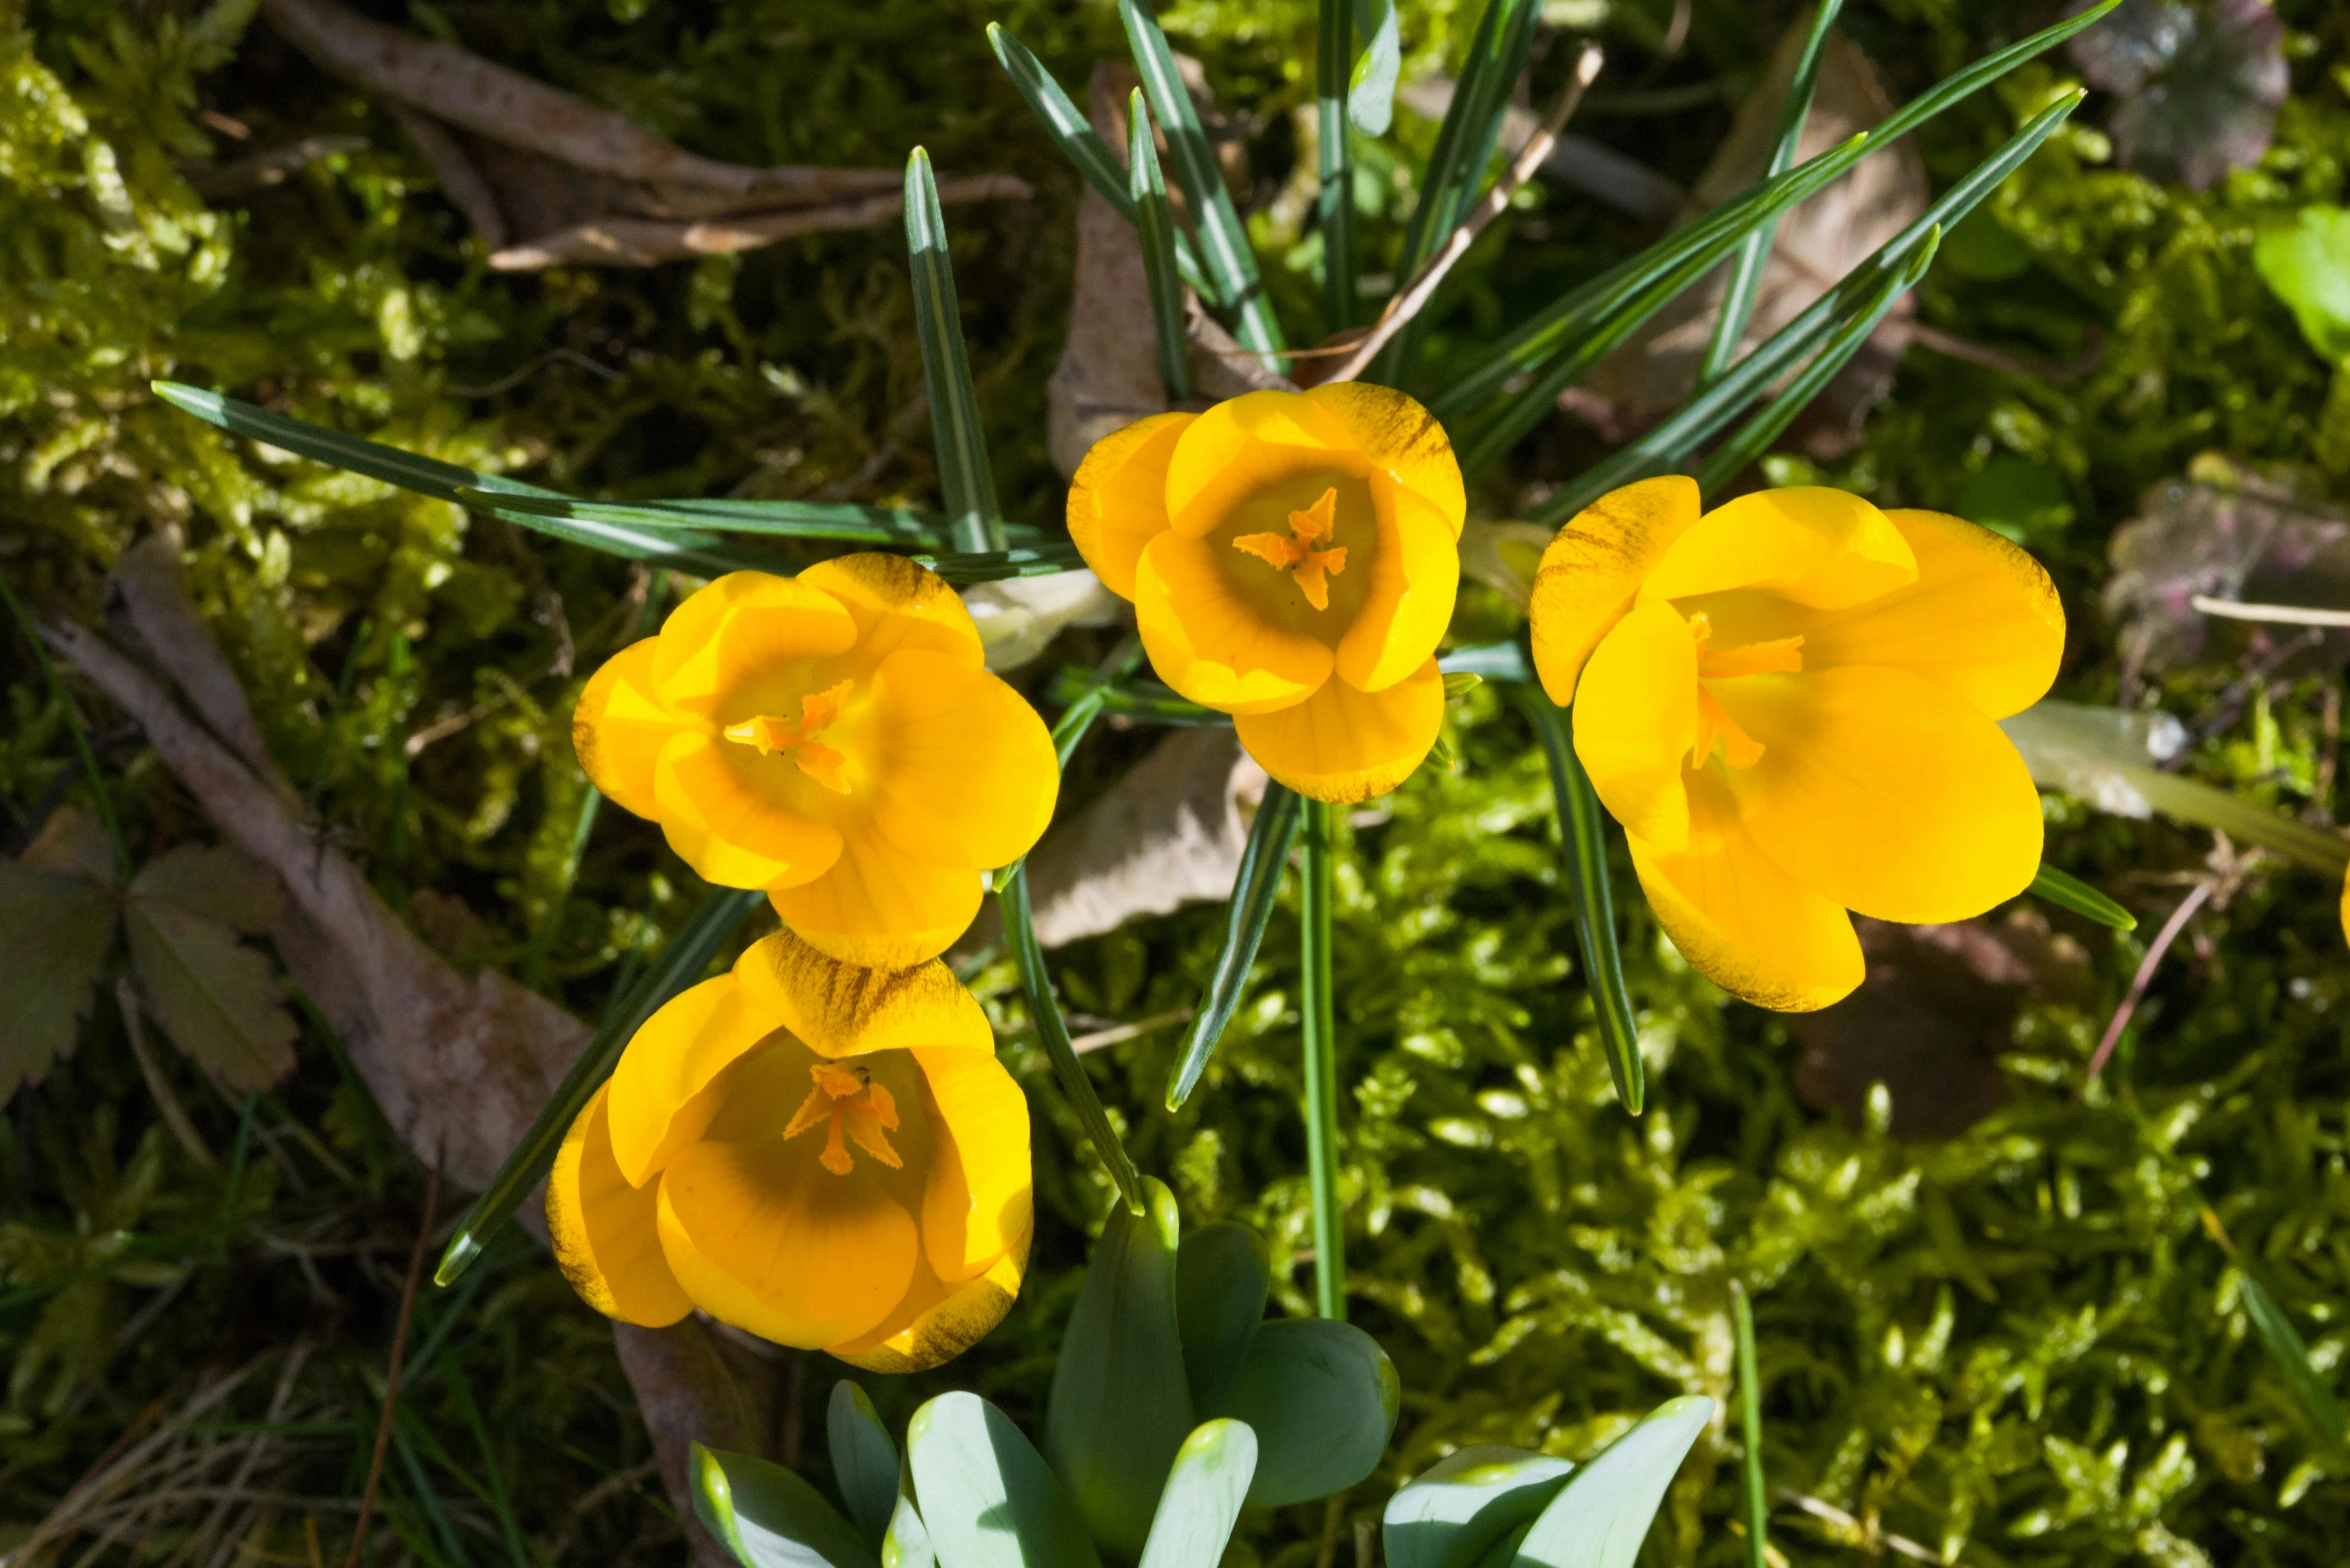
[1731, 1281, 1769, 1568]
[446, 1375, 532, 1568]
[1317, 0, 1356, 329]
[1166, 783, 1303, 1109]
[909, 542, 1089, 584]
[1515, 688, 1643, 1114]
[434, 887, 766, 1287]
[1001, 864, 1148, 1214]
[1119, 0, 1286, 359]
[1299, 797, 1346, 1320]
[457, 488, 953, 547]
[1045, 669, 1228, 727]
[2240, 1272, 2349, 1444]
[0, 573, 130, 879]
[987, 23, 1211, 295]
[391, 1417, 473, 1566]
[2027, 863, 2138, 932]
[1695, 0, 1845, 388]
[906, 149, 1005, 553]
[1128, 93, 1196, 403]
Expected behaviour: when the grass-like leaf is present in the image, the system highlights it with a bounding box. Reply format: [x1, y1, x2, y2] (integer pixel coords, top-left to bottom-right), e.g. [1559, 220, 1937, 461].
[1731, 1281, 1769, 1568]
[1166, 783, 1303, 1110]
[461, 488, 953, 547]
[1317, 0, 1358, 328]
[2026, 863, 2138, 932]
[909, 542, 1089, 584]
[1046, 668, 1228, 727]
[906, 148, 1004, 553]
[2238, 1272, 2348, 1445]
[1128, 92, 1195, 402]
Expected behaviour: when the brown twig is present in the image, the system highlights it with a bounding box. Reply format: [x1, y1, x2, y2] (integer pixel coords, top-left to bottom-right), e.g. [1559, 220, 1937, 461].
[2085, 881, 2215, 1082]
[1323, 43, 1605, 386]
[342, 1156, 442, 1568]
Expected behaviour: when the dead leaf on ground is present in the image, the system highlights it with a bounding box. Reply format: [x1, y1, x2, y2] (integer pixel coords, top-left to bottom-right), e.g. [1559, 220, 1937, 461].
[258, 0, 1027, 269]
[2069, 0, 2287, 192]
[0, 813, 121, 1102]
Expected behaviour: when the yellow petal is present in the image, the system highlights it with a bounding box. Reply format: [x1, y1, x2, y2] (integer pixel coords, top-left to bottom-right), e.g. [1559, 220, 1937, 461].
[1300, 383, 1466, 540]
[1715, 665, 2044, 924]
[1068, 413, 1194, 601]
[868, 648, 1060, 870]
[767, 817, 984, 968]
[829, 1228, 1030, 1373]
[1640, 487, 1917, 612]
[1628, 770, 1864, 1013]
[1528, 476, 1701, 704]
[1793, 509, 2065, 719]
[1136, 531, 1334, 715]
[911, 1046, 1032, 1284]
[605, 974, 782, 1187]
[573, 637, 676, 821]
[1165, 391, 1355, 539]
[798, 553, 985, 670]
[650, 572, 860, 718]
[733, 928, 995, 1058]
[1572, 600, 1699, 853]
[1333, 481, 1460, 693]
[547, 1085, 693, 1326]
[656, 1138, 919, 1349]
[653, 731, 845, 889]
[1233, 657, 1443, 803]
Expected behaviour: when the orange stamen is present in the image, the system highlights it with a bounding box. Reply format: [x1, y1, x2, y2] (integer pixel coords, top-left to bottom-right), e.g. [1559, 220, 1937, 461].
[722, 679, 855, 793]
[783, 1060, 903, 1175]
[1232, 487, 1350, 611]
[1685, 612, 1801, 770]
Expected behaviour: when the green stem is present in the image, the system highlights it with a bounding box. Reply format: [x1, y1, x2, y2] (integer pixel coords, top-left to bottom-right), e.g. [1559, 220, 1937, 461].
[1300, 798, 1344, 1320]
[1316, 0, 1356, 331]
[0, 571, 131, 879]
[1732, 1279, 1768, 1568]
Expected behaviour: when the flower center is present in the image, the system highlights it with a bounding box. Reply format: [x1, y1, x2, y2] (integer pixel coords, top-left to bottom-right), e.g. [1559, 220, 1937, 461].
[721, 679, 854, 793]
[782, 1060, 903, 1175]
[1232, 487, 1350, 611]
[1686, 611, 1803, 770]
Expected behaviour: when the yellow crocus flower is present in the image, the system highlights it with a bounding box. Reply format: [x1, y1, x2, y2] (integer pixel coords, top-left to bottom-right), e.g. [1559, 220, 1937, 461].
[573, 554, 1059, 967]
[547, 928, 1031, 1372]
[1067, 385, 1466, 802]
[1530, 478, 2064, 1012]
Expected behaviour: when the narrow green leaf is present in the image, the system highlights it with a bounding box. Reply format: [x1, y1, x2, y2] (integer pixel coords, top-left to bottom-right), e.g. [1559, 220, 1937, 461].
[2027, 864, 2138, 933]
[1165, 783, 1302, 1109]
[830, 1382, 902, 1550]
[0, 578, 129, 879]
[1691, 227, 1940, 497]
[1515, 690, 1642, 1114]
[1318, 0, 1358, 327]
[1119, 0, 1286, 357]
[2239, 1273, 2349, 1445]
[999, 865, 1148, 1212]
[694, 1443, 882, 1568]
[1526, 91, 2079, 522]
[1127, 92, 1196, 402]
[434, 886, 765, 1287]
[1175, 1223, 1271, 1414]
[1137, 1421, 1259, 1568]
[1510, 1397, 1715, 1568]
[1383, 1448, 1575, 1568]
[1047, 1178, 1196, 1559]
[882, 1497, 934, 1568]
[1048, 669, 1228, 729]
[1696, 0, 1847, 388]
[458, 488, 953, 547]
[986, 23, 1209, 295]
[1731, 1282, 1768, 1568]
[1441, 672, 1484, 700]
[1348, 0, 1400, 136]
[1299, 798, 1345, 1321]
[907, 1392, 1103, 1568]
[1207, 1317, 1399, 1507]
[905, 149, 1004, 554]
[1438, 642, 1532, 682]
[909, 543, 1089, 585]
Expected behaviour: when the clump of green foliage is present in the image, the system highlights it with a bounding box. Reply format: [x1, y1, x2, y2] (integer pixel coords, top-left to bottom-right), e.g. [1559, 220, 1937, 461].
[4, 0, 2350, 1564]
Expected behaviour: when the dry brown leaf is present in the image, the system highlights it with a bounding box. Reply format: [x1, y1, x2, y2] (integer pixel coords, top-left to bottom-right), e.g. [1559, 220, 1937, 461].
[613, 1319, 782, 1568]
[0, 827, 117, 1102]
[258, 0, 1027, 269]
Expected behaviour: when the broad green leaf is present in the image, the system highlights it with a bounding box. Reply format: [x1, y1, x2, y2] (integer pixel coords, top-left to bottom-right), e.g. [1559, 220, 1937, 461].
[1514, 691, 1642, 1114]
[1511, 1397, 1715, 1568]
[2238, 1273, 2348, 1445]
[883, 1496, 934, 1568]
[2027, 864, 2137, 933]
[907, 1392, 1102, 1568]
[0, 858, 116, 1104]
[1175, 1223, 1269, 1413]
[1208, 1317, 1399, 1507]
[123, 892, 294, 1091]
[1165, 782, 1301, 1108]
[1347, 0, 1399, 136]
[1384, 1448, 1575, 1568]
[1047, 1177, 1195, 1558]
[1128, 92, 1194, 403]
[905, 149, 1004, 554]
[2254, 206, 2350, 362]
[457, 488, 952, 548]
[693, 1442, 882, 1568]
[829, 1381, 901, 1549]
[435, 886, 767, 1286]
[1119, 0, 1285, 357]
[1137, 1421, 1258, 1568]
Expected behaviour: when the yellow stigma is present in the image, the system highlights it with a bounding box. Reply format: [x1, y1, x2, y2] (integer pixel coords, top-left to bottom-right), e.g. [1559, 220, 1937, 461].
[782, 1060, 903, 1175]
[723, 679, 855, 793]
[1687, 611, 1803, 770]
[1233, 487, 1350, 611]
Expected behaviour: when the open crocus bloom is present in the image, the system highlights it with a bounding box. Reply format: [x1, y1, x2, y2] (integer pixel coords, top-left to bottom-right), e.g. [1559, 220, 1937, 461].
[574, 555, 1058, 967]
[1067, 385, 1465, 802]
[1530, 478, 2064, 1012]
[547, 928, 1030, 1372]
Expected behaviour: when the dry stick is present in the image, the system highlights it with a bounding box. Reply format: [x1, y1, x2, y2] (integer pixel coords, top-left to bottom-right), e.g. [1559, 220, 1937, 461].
[342, 1157, 442, 1568]
[2190, 594, 2350, 628]
[2085, 880, 2216, 1082]
[1323, 43, 1606, 386]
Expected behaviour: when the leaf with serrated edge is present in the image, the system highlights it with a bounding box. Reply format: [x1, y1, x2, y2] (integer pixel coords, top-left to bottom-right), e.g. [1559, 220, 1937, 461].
[129, 843, 282, 932]
[124, 891, 294, 1091]
[0, 862, 117, 1103]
